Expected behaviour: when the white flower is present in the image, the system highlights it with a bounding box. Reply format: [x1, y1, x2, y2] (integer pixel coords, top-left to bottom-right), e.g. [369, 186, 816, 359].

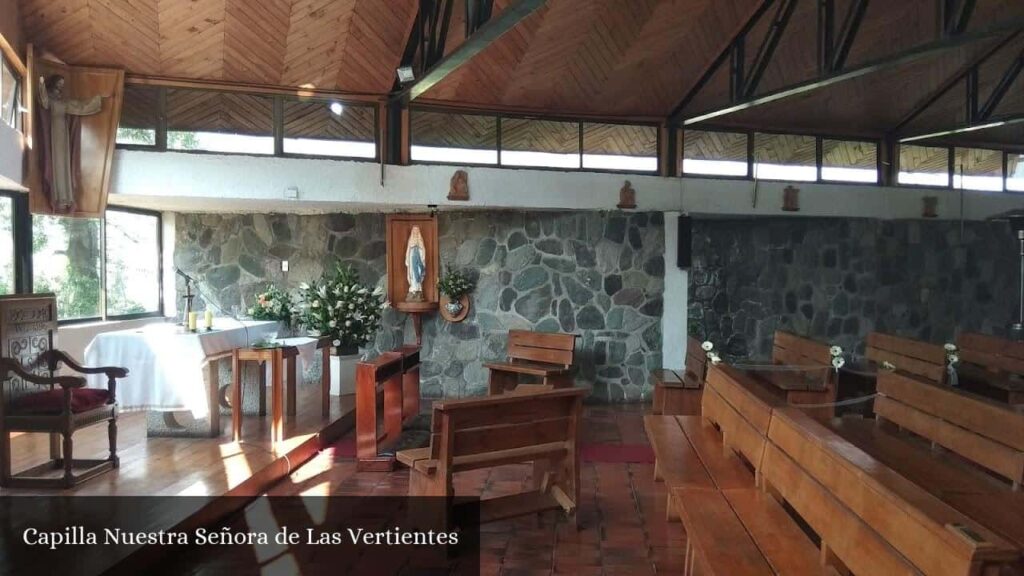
[333, 339, 341, 347]
[708, 353, 722, 365]
[832, 356, 846, 369]
[701, 341, 714, 352]
[311, 300, 320, 308]
[944, 343, 958, 352]
[349, 303, 355, 310]
[829, 345, 843, 357]
[328, 320, 336, 328]
[345, 320, 352, 327]
[947, 353, 960, 365]
[881, 360, 896, 371]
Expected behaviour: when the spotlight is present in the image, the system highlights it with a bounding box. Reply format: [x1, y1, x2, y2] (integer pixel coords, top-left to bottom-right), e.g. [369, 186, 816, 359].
[396, 66, 415, 84]
[329, 102, 344, 116]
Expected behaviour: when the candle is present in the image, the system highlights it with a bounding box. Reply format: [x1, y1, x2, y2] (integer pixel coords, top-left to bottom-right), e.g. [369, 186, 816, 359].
[205, 310, 213, 330]
[188, 311, 197, 331]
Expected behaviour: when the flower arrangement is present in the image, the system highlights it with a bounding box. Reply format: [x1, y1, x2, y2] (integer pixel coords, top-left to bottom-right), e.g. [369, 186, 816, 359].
[248, 284, 295, 323]
[829, 345, 845, 370]
[437, 266, 475, 299]
[437, 266, 476, 317]
[298, 265, 385, 352]
[701, 341, 722, 365]
[944, 343, 960, 367]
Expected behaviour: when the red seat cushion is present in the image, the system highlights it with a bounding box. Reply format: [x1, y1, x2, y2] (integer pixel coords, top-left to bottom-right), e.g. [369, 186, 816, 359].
[9, 388, 112, 415]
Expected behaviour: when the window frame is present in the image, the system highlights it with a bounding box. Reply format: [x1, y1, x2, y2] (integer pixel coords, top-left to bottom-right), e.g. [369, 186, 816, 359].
[408, 105, 662, 176]
[116, 85, 380, 162]
[0, 53, 22, 131]
[29, 206, 164, 325]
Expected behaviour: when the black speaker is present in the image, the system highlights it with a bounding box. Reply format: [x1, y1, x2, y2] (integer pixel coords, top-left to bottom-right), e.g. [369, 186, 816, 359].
[677, 214, 692, 269]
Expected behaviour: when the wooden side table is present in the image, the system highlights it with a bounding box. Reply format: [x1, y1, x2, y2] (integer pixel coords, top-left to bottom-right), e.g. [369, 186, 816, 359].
[231, 337, 332, 443]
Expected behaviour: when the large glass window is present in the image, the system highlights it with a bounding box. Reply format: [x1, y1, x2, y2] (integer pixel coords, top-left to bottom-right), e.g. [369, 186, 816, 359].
[33, 216, 102, 320]
[753, 133, 816, 181]
[0, 56, 19, 130]
[821, 139, 878, 183]
[500, 118, 580, 168]
[0, 195, 13, 294]
[582, 123, 657, 172]
[105, 210, 161, 316]
[953, 147, 1003, 191]
[116, 85, 159, 146]
[898, 145, 949, 187]
[682, 130, 748, 176]
[410, 110, 498, 165]
[166, 89, 273, 154]
[1008, 153, 1024, 192]
[283, 99, 376, 159]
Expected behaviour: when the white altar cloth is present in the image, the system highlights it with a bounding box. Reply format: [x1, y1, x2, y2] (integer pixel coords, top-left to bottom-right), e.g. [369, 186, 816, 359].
[83, 319, 283, 417]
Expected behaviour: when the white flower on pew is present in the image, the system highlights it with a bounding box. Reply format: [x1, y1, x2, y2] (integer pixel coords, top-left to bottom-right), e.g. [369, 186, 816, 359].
[944, 343, 958, 352]
[707, 352, 722, 365]
[831, 356, 845, 370]
[829, 345, 843, 357]
[701, 341, 714, 352]
[947, 352, 960, 366]
[881, 360, 896, 371]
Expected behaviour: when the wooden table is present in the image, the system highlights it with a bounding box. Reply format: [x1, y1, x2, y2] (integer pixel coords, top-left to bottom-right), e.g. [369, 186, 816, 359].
[231, 338, 332, 443]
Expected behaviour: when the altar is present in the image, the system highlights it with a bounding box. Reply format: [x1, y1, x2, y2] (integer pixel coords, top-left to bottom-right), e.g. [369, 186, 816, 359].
[82, 319, 320, 437]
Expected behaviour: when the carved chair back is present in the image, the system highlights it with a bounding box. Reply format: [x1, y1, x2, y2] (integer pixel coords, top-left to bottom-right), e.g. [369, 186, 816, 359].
[0, 294, 58, 404]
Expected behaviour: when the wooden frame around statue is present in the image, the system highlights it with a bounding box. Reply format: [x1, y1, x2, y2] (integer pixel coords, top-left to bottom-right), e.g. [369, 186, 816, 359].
[386, 213, 440, 308]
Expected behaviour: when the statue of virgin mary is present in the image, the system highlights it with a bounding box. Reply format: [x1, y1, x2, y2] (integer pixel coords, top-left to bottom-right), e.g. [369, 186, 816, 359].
[405, 226, 427, 302]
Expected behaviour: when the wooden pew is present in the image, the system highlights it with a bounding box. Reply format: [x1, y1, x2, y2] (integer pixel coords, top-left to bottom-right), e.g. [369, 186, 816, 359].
[866, 331, 948, 383]
[648, 364, 826, 575]
[484, 330, 578, 394]
[874, 370, 1024, 490]
[957, 332, 1024, 406]
[739, 331, 836, 419]
[650, 336, 707, 416]
[395, 387, 585, 526]
[764, 406, 1019, 576]
[355, 346, 421, 472]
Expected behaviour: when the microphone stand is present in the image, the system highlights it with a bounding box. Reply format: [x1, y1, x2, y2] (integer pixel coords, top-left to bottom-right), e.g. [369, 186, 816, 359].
[176, 269, 196, 329]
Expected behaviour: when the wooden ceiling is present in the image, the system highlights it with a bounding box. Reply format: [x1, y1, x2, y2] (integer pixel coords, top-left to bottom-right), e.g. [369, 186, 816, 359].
[16, 0, 1024, 147]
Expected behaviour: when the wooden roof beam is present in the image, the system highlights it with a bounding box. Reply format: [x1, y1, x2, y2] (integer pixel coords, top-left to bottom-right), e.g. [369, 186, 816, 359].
[673, 15, 1024, 126]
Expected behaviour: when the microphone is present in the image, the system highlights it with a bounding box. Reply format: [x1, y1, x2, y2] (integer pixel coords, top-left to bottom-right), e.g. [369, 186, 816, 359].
[175, 267, 195, 283]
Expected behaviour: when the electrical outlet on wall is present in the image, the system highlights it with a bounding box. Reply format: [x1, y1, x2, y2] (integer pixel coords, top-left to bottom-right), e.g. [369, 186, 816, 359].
[281, 260, 289, 272]
[285, 187, 299, 199]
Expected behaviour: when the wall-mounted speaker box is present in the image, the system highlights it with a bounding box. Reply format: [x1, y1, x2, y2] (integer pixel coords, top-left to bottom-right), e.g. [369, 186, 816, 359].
[677, 215, 692, 269]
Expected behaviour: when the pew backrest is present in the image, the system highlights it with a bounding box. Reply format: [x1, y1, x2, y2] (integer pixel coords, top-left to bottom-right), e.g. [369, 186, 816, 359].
[957, 332, 1024, 377]
[427, 387, 586, 470]
[765, 407, 1018, 576]
[875, 370, 1024, 488]
[772, 331, 833, 390]
[702, 364, 782, 475]
[506, 330, 577, 368]
[682, 336, 708, 389]
[866, 332, 947, 383]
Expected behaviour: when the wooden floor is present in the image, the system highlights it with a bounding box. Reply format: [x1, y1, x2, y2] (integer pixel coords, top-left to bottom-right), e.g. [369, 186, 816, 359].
[222, 404, 685, 576]
[2, 386, 356, 497]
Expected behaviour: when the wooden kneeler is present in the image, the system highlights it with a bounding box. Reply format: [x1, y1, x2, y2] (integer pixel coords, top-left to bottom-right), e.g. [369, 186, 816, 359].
[396, 387, 586, 526]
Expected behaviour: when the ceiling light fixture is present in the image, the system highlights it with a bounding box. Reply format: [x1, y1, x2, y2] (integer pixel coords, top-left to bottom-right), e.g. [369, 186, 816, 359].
[396, 66, 415, 84]
[329, 102, 344, 116]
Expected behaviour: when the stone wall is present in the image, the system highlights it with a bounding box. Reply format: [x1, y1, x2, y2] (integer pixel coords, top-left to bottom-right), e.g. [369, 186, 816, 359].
[689, 217, 1017, 360]
[175, 211, 665, 402]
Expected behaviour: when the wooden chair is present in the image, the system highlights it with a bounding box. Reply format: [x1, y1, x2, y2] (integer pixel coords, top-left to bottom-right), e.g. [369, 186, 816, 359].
[396, 387, 585, 526]
[0, 294, 128, 488]
[485, 330, 578, 394]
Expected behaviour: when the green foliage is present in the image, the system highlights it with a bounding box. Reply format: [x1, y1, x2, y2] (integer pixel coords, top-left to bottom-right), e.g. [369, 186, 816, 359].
[437, 265, 475, 298]
[298, 265, 385, 350]
[249, 284, 295, 322]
